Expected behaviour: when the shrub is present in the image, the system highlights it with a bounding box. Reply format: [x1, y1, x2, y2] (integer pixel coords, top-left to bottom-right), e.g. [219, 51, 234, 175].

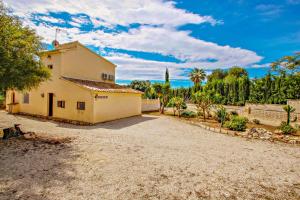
[279, 121, 296, 135]
[224, 116, 248, 131]
[215, 106, 228, 123]
[252, 119, 260, 125]
[181, 110, 197, 118]
[181, 102, 187, 109]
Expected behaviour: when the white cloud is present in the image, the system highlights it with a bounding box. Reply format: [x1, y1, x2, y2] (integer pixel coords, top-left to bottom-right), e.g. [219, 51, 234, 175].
[53, 26, 262, 67]
[106, 52, 260, 80]
[3, 0, 264, 80]
[38, 16, 65, 24]
[3, 0, 219, 27]
[69, 16, 90, 27]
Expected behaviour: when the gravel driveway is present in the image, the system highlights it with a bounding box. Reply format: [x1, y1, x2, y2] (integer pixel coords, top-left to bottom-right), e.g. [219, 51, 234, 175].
[0, 111, 299, 200]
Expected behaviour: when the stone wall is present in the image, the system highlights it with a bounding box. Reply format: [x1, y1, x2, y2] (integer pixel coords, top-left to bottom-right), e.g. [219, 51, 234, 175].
[223, 101, 300, 126]
[187, 100, 300, 126]
[142, 99, 160, 112]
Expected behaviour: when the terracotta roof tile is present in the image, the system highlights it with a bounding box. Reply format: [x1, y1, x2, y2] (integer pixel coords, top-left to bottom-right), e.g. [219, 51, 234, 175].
[62, 77, 143, 94]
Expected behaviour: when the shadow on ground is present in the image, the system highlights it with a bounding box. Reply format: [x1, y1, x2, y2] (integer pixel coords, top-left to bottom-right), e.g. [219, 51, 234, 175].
[11, 113, 158, 130]
[0, 137, 78, 200]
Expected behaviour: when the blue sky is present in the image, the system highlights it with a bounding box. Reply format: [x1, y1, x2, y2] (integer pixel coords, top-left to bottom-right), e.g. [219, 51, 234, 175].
[4, 0, 300, 87]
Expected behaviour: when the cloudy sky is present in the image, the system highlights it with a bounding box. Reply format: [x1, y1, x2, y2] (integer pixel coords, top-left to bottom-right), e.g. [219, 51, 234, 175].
[3, 0, 300, 83]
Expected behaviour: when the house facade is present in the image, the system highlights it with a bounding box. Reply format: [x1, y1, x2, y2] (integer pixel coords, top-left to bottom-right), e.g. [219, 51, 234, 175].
[6, 41, 142, 124]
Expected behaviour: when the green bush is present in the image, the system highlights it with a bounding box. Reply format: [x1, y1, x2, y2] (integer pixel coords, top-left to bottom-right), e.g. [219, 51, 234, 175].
[279, 122, 296, 135]
[181, 110, 197, 118]
[181, 102, 187, 109]
[224, 116, 248, 131]
[252, 119, 260, 125]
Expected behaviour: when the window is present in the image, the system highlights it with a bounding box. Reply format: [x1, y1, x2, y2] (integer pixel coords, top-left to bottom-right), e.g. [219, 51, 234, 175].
[108, 75, 115, 81]
[57, 101, 65, 108]
[48, 64, 53, 69]
[47, 55, 51, 59]
[23, 93, 29, 104]
[77, 102, 85, 110]
[102, 73, 108, 80]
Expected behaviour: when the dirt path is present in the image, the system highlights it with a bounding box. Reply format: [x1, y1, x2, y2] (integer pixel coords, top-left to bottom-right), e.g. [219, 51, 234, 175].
[0, 111, 299, 200]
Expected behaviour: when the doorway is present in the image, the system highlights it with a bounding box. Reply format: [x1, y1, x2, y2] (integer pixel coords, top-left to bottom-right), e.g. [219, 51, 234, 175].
[48, 93, 54, 117]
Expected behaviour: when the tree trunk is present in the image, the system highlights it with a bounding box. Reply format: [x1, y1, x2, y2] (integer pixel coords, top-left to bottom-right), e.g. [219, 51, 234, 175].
[160, 104, 165, 114]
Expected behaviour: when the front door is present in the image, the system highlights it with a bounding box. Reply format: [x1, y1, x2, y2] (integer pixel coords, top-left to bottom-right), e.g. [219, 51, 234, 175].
[48, 93, 54, 117]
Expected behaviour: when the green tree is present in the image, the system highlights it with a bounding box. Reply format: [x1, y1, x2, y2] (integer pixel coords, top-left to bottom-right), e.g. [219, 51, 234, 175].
[129, 80, 151, 92]
[193, 91, 213, 121]
[189, 68, 206, 91]
[153, 82, 170, 114]
[165, 68, 169, 83]
[207, 69, 227, 82]
[271, 52, 300, 73]
[228, 66, 248, 78]
[283, 105, 296, 125]
[169, 96, 184, 117]
[215, 105, 228, 132]
[0, 2, 50, 92]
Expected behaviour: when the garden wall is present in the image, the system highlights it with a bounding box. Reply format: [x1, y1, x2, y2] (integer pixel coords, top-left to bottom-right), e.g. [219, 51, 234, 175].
[142, 99, 160, 112]
[224, 101, 300, 126]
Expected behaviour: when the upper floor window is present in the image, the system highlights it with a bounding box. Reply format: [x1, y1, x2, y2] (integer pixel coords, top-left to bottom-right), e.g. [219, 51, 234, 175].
[23, 93, 29, 104]
[57, 101, 65, 108]
[48, 64, 53, 69]
[47, 55, 51, 59]
[77, 102, 85, 110]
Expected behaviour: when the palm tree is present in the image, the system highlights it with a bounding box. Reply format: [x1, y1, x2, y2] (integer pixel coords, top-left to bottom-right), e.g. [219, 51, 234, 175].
[283, 105, 296, 125]
[189, 68, 206, 91]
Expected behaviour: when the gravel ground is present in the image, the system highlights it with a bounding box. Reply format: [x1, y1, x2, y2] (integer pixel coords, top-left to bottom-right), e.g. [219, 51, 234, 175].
[0, 111, 300, 200]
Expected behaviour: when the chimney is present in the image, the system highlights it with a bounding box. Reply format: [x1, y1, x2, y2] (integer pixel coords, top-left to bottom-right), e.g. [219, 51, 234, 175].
[52, 40, 60, 49]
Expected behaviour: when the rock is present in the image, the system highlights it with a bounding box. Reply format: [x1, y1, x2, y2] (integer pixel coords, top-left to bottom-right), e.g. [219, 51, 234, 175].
[246, 128, 273, 140]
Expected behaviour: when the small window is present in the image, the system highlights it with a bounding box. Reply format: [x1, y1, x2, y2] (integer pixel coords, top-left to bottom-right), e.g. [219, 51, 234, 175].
[48, 65, 53, 69]
[108, 75, 115, 81]
[47, 55, 51, 59]
[57, 101, 65, 108]
[102, 73, 108, 80]
[77, 102, 85, 110]
[23, 93, 29, 104]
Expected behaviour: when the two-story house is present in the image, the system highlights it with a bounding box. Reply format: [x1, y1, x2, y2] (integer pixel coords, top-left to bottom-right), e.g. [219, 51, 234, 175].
[5, 41, 142, 124]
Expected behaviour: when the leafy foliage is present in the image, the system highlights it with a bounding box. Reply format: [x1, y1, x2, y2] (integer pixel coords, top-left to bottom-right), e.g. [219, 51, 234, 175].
[0, 2, 50, 91]
[204, 67, 250, 105]
[181, 110, 197, 118]
[215, 105, 228, 128]
[224, 116, 248, 131]
[169, 96, 184, 117]
[193, 91, 213, 121]
[271, 52, 300, 72]
[279, 121, 296, 135]
[189, 68, 206, 91]
[129, 80, 157, 99]
[248, 73, 300, 104]
[165, 68, 169, 83]
[153, 82, 170, 114]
